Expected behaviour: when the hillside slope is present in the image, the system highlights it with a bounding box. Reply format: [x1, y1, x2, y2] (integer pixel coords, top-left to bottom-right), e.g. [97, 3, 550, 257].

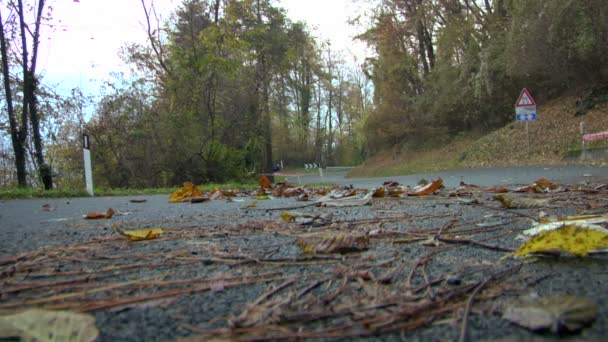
[350, 96, 608, 177]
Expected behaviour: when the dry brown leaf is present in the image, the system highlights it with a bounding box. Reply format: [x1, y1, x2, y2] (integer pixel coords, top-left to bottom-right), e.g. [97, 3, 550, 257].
[259, 175, 272, 190]
[84, 208, 114, 219]
[534, 178, 558, 191]
[317, 191, 373, 207]
[296, 233, 369, 254]
[494, 194, 548, 209]
[209, 190, 223, 201]
[41, 204, 56, 211]
[410, 177, 443, 196]
[190, 196, 210, 203]
[503, 295, 598, 333]
[485, 186, 510, 193]
[373, 187, 386, 198]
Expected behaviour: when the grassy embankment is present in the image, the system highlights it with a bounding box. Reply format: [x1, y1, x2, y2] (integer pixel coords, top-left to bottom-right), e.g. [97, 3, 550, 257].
[350, 96, 608, 177]
[0, 182, 257, 200]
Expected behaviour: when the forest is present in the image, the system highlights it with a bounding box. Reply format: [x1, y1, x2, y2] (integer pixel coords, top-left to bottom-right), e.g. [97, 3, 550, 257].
[1, 0, 607, 190]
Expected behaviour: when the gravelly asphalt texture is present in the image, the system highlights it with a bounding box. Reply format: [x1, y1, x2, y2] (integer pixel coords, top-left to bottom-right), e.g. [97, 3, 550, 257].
[1, 165, 607, 342]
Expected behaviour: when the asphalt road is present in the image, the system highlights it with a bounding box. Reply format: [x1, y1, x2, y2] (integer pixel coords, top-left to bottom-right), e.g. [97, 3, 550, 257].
[2, 165, 607, 257]
[299, 164, 608, 187]
[1, 164, 608, 341]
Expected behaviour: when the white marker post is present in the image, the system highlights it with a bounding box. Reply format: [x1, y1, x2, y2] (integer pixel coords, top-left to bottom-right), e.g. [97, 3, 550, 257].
[83, 134, 94, 196]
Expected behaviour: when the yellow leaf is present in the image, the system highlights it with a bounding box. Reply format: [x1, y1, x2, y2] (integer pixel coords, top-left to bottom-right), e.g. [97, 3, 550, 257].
[373, 187, 386, 198]
[247, 201, 258, 208]
[169, 182, 203, 203]
[0, 309, 99, 342]
[281, 211, 295, 222]
[296, 233, 369, 254]
[515, 225, 608, 257]
[113, 224, 163, 241]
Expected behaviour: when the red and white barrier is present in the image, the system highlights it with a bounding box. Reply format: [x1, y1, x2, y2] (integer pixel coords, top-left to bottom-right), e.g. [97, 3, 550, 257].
[583, 131, 608, 142]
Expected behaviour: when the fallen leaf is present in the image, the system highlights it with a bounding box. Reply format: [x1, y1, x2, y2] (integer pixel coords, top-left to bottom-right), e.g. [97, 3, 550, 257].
[317, 191, 373, 207]
[257, 195, 270, 200]
[515, 224, 608, 257]
[373, 187, 386, 198]
[169, 182, 203, 203]
[523, 215, 608, 236]
[503, 295, 598, 333]
[41, 204, 56, 211]
[534, 178, 558, 192]
[84, 208, 114, 219]
[0, 309, 99, 342]
[281, 211, 332, 226]
[485, 186, 510, 193]
[494, 194, 548, 209]
[296, 233, 369, 254]
[209, 190, 224, 201]
[259, 176, 272, 190]
[410, 178, 443, 196]
[221, 190, 238, 197]
[113, 224, 163, 241]
[247, 201, 258, 208]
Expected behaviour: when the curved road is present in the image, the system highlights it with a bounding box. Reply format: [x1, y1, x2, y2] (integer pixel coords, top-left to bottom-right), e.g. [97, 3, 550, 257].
[298, 164, 608, 188]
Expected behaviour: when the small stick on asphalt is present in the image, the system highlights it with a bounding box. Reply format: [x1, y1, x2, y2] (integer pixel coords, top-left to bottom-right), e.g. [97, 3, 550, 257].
[473, 203, 538, 221]
[297, 277, 332, 298]
[252, 279, 295, 306]
[459, 279, 489, 342]
[421, 265, 435, 300]
[433, 220, 458, 241]
[246, 202, 318, 211]
[437, 236, 514, 253]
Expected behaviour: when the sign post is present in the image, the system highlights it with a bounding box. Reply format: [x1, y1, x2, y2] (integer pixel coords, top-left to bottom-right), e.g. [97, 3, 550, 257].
[515, 88, 537, 154]
[83, 134, 94, 196]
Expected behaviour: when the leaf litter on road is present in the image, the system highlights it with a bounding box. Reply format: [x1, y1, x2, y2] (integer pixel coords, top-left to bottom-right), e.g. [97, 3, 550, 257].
[2, 177, 608, 341]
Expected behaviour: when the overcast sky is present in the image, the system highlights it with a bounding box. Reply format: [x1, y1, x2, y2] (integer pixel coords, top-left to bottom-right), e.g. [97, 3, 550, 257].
[38, 0, 373, 95]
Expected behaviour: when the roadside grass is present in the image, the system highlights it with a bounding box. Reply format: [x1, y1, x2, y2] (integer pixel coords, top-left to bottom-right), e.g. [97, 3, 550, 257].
[0, 182, 258, 200]
[351, 96, 608, 177]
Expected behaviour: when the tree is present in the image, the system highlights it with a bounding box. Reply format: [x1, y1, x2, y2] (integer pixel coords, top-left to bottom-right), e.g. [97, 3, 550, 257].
[0, 0, 52, 189]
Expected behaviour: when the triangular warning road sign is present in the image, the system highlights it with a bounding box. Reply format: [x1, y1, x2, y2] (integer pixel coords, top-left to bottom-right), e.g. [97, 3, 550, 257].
[516, 88, 536, 107]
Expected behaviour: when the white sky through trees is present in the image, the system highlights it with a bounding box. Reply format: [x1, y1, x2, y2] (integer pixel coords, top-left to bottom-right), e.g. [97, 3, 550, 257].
[38, 0, 372, 96]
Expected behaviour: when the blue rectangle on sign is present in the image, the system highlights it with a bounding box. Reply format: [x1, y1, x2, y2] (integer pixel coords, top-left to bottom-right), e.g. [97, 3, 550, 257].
[516, 113, 537, 121]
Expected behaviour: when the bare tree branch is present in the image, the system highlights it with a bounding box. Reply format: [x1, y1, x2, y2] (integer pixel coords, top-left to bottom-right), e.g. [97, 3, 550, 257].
[140, 0, 171, 76]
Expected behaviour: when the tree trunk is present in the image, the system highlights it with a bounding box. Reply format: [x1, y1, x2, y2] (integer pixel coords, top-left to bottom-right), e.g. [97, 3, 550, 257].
[19, 0, 52, 189]
[0, 8, 28, 187]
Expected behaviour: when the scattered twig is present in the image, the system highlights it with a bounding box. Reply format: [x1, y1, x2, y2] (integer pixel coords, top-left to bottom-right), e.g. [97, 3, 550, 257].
[421, 265, 435, 300]
[437, 236, 514, 253]
[458, 279, 489, 342]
